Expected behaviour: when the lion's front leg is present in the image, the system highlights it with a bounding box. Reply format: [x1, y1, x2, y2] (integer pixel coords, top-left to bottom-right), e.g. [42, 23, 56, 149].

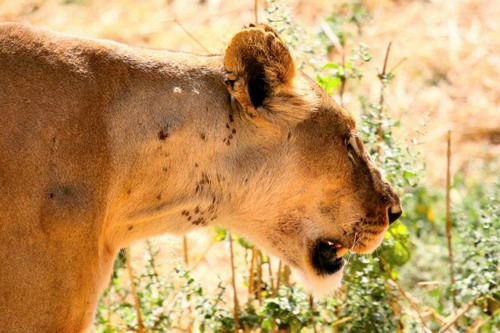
[0, 221, 116, 333]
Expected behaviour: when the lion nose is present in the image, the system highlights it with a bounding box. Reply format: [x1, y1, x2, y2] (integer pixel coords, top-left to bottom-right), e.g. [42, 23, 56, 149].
[388, 204, 402, 224]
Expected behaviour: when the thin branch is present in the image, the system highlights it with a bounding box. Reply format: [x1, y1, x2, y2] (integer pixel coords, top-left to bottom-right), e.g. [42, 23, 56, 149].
[319, 22, 344, 53]
[381, 41, 392, 78]
[388, 279, 432, 332]
[339, 48, 347, 106]
[254, 0, 259, 24]
[332, 316, 352, 327]
[466, 309, 499, 333]
[390, 57, 407, 73]
[309, 295, 318, 333]
[183, 235, 189, 266]
[445, 130, 457, 310]
[274, 260, 282, 296]
[229, 233, 240, 332]
[125, 247, 145, 333]
[283, 264, 291, 287]
[256, 250, 263, 303]
[378, 41, 393, 108]
[173, 18, 211, 54]
[106, 283, 113, 330]
[248, 246, 257, 299]
[189, 238, 217, 270]
[267, 255, 275, 294]
[181, 236, 193, 332]
[438, 297, 481, 333]
[424, 307, 459, 332]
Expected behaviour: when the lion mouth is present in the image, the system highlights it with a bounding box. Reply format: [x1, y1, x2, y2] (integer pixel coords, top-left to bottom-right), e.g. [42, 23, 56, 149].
[311, 239, 349, 275]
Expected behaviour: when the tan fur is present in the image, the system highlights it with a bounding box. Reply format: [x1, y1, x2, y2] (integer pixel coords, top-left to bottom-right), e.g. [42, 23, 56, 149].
[0, 23, 401, 331]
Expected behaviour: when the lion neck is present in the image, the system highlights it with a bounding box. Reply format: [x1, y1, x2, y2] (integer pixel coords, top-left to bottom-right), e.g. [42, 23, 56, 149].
[97, 54, 287, 249]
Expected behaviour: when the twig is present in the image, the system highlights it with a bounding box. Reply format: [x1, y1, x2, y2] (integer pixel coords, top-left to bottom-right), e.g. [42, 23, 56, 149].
[107, 283, 113, 330]
[182, 237, 193, 332]
[339, 49, 347, 106]
[256, 250, 263, 302]
[388, 279, 432, 332]
[274, 260, 282, 296]
[445, 130, 457, 310]
[229, 233, 240, 332]
[379, 258, 404, 331]
[248, 246, 257, 299]
[189, 238, 217, 270]
[465, 309, 499, 333]
[267, 255, 275, 293]
[378, 41, 392, 108]
[254, 0, 259, 24]
[125, 247, 145, 333]
[283, 264, 291, 287]
[183, 235, 189, 266]
[268, 256, 276, 333]
[173, 18, 211, 54]
[438, 297, 481, 333]
[309, 295, 317, 333]
[381, 41, 392, 78]
[416, 281, 447, 287]
[332, 316, 352, 327]
[319, 22, 344, 54]
[390, 57, 407, 73]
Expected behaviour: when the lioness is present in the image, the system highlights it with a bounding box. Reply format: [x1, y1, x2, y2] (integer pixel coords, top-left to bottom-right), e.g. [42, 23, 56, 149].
[0, 22, 401, 331]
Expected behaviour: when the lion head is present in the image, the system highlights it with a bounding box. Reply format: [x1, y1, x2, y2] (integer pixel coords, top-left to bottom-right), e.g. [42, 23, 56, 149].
[213, 24, 402, 294]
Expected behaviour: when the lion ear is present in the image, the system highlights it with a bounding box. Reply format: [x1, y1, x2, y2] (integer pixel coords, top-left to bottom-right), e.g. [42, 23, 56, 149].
[224, 24, 313, 123]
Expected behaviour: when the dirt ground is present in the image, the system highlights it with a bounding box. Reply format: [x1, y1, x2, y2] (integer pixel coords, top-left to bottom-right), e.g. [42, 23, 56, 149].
[1, 0, 498, 313]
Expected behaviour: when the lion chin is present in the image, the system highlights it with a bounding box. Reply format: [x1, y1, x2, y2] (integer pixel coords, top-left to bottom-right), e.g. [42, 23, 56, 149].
[299, 268, 344, 297]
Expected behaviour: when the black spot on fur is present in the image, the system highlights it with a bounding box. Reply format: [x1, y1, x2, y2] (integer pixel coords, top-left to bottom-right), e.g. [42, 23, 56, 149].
[192, 217, 207, 226]
[158, 126, 169, 140]
[232, 128, 236, 134]
[200, 133, 206, 140]
[128, 225, 134, 231]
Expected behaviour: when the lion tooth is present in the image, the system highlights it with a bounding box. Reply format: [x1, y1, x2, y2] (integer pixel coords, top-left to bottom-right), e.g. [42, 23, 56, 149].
[327, 241, 343, 249]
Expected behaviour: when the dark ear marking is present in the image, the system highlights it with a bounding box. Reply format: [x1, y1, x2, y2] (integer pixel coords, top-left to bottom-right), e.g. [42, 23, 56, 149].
[246, 61, 269, 108]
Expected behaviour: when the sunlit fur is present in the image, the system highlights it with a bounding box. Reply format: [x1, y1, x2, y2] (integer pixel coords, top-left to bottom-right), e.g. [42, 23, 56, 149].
[0, 23, 400, 331]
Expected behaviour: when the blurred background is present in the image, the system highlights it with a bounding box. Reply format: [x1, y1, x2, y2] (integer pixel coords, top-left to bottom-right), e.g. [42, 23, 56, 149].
[1, 0, 498, 332]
